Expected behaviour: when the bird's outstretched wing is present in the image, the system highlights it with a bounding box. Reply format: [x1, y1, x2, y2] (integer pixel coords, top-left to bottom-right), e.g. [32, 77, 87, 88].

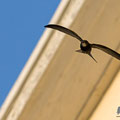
[45, 24, 83, 42]
[91, 44, 120, 60]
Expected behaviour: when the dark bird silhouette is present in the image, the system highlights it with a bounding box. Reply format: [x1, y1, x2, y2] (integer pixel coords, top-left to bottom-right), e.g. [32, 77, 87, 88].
[45, 24, 120, 62]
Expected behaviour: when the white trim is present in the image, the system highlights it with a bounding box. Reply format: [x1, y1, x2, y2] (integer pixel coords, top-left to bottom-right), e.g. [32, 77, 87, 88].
[0, 0, 69, 119]
[0, 0, 86, 119]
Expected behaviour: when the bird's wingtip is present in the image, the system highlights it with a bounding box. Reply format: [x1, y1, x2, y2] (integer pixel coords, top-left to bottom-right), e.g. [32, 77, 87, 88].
[44, 24, 57, 28]
[44, 25, 48, 28]
[44, 24, 53, 28]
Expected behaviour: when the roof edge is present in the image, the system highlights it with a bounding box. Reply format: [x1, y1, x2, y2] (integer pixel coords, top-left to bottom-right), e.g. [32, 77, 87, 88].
[0, 0, 86, 119]
[0, 0, 70, 119]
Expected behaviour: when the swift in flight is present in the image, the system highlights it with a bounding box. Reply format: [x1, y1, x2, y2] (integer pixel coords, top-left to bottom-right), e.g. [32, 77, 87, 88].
[45, 24, 120, 62]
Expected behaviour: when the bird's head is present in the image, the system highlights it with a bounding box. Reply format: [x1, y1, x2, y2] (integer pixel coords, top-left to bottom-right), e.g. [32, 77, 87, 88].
[80, 40, 91, 53]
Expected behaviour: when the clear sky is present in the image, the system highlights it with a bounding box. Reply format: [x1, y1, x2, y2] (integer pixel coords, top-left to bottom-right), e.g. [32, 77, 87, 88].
[0, 0, 60, 107]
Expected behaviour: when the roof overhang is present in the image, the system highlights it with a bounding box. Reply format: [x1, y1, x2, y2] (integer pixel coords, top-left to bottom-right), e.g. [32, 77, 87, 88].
[0, 0, 120, 120]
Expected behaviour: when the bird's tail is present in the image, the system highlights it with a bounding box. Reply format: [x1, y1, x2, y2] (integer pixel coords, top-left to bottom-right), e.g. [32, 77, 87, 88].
[88, 53, 97, 63]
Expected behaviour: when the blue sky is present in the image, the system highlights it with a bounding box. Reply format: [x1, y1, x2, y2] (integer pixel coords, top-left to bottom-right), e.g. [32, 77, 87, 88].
[0, 0, 60, 107]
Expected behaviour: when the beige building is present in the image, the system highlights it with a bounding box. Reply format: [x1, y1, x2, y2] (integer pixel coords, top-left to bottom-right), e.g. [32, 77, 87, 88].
[0, 0, 120, 120]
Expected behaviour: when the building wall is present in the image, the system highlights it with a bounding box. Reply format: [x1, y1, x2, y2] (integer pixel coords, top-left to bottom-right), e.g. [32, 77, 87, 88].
[1, 0, 120, 120]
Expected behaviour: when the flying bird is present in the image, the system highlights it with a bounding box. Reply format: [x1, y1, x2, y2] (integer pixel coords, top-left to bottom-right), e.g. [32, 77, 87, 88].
[45, 24, 120, 62]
